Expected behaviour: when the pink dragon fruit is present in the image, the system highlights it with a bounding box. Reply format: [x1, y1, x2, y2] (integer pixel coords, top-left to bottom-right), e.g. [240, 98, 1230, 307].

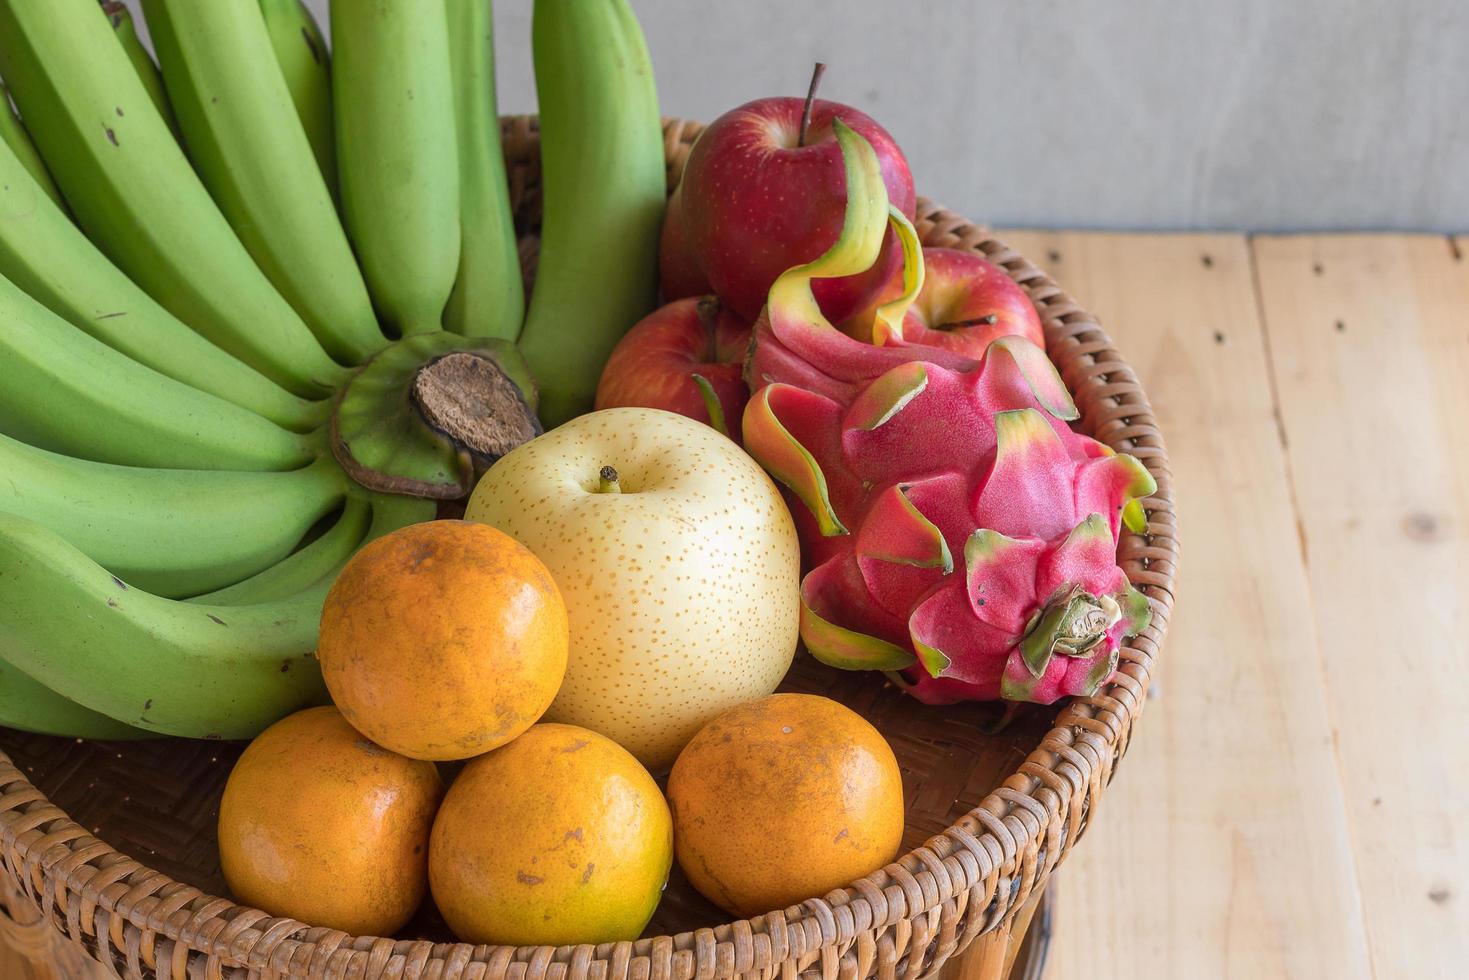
[741, 121, 1154, 705]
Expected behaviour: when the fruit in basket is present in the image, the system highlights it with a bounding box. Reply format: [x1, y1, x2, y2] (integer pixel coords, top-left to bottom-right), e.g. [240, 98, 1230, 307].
[0, 437, 344, 597]
[516, 0, 666, 426]
[741, 122, 1154, 705]
[256, 0, 336, 190]
[332, 0, 461, 340]
[100, 1, 177, 137]
[0, 272, 317, 472]
[0, 658, 147, 740]
[842, 247, 1045, 356]
[678, 78, 915, 324]
[145, 0, 384, 365]
[0, 498, 430, 739]
[658, 185, 713, 301]
[594, 296, 752, 442]
[443, 0, 524, 341]
[319, 521, 569, 761]
[429, 723, 672, 945]
[667, 693, 903, 917]
[0, 106, 322, 432]
[0, 0, 347, 398]
[466, 408, 800, 769]
[218, 706, 443, 936]
[0, 0, 667, 743]
[0, 81, 64, 210]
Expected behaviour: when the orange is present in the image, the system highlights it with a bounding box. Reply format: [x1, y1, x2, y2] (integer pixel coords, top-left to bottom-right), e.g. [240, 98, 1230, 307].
[428, 723, 673, 945]
[318, 520, 568, 761]
[666, 693, 905, 917]
[217, 706, 442, 936]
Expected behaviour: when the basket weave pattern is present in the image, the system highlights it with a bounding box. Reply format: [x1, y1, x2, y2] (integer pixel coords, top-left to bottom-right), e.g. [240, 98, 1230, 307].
[0, 118, 1177, 980]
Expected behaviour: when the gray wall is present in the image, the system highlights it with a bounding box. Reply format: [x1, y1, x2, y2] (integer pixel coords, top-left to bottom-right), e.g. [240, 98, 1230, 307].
[136, 0, 1469, 231]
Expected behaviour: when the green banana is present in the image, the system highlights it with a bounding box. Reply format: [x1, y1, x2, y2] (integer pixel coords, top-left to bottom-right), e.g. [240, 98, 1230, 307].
[0, 436, 345, 597]
[0, 658, 148, 740]
[144, 0, 384, 366]
[0, 494, 430, 737]
[443, 0, 524, 341]
[195, 491, 435, 606]
[0, 271, 316, 471]
[519, 0, 665, 426]
[360, 491, 442, 541]
[0, 489, 435, 739]
[190, 494, 373, 606]
[99, 1, 179, 137]
[0, 126, 325, 434]
[0, 513, 329, 739]
[257, 0, 337, 194]
[0, 83, 66, 211]
[0, 0, 346, 398]
[332, 0, 461, 337]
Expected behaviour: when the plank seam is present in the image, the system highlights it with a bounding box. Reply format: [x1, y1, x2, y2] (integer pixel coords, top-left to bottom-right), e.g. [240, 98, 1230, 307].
[1245, 234, 1381, 980]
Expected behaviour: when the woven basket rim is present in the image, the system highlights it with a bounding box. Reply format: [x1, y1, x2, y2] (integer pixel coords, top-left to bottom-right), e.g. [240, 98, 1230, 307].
[0, 115, 1177, 980]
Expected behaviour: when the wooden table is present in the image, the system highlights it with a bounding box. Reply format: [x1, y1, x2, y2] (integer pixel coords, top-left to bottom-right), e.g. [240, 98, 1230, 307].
[996, 231, 1467, 980]
[4, 232, 1464, 979]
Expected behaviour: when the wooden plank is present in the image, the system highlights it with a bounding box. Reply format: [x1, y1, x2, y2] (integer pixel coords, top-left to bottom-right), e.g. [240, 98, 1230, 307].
[996, 231, 1373, 979]
[1253, 234, 1469, 979]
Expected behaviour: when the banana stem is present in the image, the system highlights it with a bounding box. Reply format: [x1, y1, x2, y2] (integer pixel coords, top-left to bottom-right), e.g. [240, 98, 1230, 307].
[597, 465, 622, 494]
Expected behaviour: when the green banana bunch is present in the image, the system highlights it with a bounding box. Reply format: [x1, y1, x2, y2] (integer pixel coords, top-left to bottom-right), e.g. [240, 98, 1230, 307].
[333, 0, 462, 338]
[257, 0, 338, 194]
[519, 0, 666, 426]
[144, 0, 384, 366]
[99, 0, 179, 137]
[0, 495, 433, 740]
[0, 0, 345, 398]
[0, 0, 670, 747]
[0, 122, 324, 433]
[0, 271, 317, 471]
[0, 83, 65, 210]
[0, 495, 381, 739]
[0, 436, 346, 597]
[444, 0, 524, 341]
[0, 513, 329, 740]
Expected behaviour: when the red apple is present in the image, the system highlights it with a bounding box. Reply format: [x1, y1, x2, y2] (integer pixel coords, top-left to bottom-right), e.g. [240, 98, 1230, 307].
[659, 185, 713, 301]
[679, 94, 915, 324]
[595, 296, 752, 442]
[841, 247, 1044, 357]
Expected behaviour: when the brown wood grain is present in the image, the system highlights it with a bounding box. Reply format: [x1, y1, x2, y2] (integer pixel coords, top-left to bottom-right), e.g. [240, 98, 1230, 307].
[1252, 234, 1469, 979]
[998, 231, 1374, 978]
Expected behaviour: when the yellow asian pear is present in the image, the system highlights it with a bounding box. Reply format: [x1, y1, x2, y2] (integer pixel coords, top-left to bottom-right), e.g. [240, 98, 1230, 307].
[465, 407, 800, 769]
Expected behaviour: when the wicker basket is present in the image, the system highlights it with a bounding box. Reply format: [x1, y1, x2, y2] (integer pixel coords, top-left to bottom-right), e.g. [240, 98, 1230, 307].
[0, 117, 1177, 980]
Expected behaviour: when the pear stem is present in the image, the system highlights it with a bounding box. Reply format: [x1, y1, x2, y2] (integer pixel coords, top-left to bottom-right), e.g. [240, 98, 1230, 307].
[798, 62, 826, 147]
[597, 465, 622, 494]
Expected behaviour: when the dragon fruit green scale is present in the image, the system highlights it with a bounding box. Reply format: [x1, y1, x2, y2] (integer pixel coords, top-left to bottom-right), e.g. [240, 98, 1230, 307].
[741, 121, 1155, 705]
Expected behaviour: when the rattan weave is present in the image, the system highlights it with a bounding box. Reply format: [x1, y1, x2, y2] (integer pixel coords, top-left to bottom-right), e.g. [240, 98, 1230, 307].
[0, 117, 1177, 980]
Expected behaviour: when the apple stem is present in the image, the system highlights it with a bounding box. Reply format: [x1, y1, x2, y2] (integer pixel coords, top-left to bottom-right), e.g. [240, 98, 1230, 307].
[798, 62, 827, 147]
[597, 465, 622, 494]
[696, 295, 721, 359]
[935, 314, 999, 332]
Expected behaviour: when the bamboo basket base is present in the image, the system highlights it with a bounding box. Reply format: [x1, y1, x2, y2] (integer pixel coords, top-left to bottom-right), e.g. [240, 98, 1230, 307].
[0, 650, 1058, 939]
[0, 842, 1053, 980]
